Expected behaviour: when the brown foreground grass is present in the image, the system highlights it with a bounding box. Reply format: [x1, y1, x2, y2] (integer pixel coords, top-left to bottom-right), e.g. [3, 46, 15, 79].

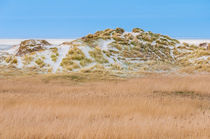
[0, 73, 210, 139]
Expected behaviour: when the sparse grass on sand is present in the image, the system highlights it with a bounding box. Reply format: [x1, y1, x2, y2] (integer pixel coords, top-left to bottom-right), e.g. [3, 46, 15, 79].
[0, 74, 210, 138]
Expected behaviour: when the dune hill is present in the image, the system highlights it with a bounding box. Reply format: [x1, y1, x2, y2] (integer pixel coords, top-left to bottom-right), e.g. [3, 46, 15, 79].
[0, 28, 210, 74]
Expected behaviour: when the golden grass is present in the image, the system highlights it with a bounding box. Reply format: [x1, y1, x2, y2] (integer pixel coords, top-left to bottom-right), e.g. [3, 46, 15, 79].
[0, 74, 210, 138]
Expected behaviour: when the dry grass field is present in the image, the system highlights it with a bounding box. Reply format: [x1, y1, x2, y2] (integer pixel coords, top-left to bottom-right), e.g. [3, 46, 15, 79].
[0, 73, 210, 138]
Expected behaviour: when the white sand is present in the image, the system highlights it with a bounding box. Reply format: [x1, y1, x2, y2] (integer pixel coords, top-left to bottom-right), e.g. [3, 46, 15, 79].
[179, 39, 210, 45]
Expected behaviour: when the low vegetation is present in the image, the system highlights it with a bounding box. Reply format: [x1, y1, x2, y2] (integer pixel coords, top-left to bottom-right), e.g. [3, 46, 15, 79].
[50, 47, 59, 62]
[35, 58, 45, 68]
[0, 74, 210, 138]
[89, 47, 108, 64]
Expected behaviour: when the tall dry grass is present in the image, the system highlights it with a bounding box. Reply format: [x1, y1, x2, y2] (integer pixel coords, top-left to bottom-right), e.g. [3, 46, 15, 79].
[0, 74, 210, 138]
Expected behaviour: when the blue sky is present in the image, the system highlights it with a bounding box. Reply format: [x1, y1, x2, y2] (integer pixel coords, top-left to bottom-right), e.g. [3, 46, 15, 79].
[0, 0, 209, 38]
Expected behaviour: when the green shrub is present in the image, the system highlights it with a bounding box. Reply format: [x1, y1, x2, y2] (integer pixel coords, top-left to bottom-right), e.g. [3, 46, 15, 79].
[68, 47, 85, 60]
[132, 28, 144, 33]
[162, 35, 172, 40]
[23, 55, 34, 65]
[80, 58, 92, 66]
[89, 47, 108, 63]
[60, 58, 74, 67]
[112, 44, 122, 50]
[11, 58, 18, 64]
[115, 28, 125, 34]
[50, 47, 58, 53]
[112, 35, 124, 41]
[131, 41, 138, 46]
[142, 34, 153, 42]
[51, 55, 57, 62]
[35, 58, 45, 67]
[111, 63, 122, 70]
[109, 49, 119, 54]
[173, 39, 180, 44]
[103, 50, 112, 57]
[124, 33, 134, 40]
[156, 40, 168, 45]
[86, 34, 94, 38]
[5, 56, 12, 63]
[103, 29, 114, 36]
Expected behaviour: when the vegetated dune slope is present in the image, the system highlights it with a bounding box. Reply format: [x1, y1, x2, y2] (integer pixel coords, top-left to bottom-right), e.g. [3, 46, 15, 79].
[0, 28, 210, 74]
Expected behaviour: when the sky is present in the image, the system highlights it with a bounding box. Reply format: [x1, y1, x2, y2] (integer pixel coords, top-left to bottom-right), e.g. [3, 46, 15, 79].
[0, 0, 209, 39]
